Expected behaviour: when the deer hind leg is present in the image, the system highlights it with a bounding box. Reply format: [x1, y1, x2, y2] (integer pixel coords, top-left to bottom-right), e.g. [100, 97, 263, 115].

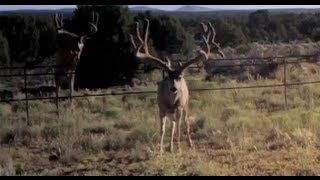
[160, 111, 167, 155]
[184, 109, 193, 148]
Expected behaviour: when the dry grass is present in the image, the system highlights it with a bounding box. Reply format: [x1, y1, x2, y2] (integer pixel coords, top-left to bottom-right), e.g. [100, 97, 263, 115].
[1, 54, 320, 175]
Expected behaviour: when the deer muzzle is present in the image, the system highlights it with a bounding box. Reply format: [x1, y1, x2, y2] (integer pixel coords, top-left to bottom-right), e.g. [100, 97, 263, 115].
[170, 87, 178, 94]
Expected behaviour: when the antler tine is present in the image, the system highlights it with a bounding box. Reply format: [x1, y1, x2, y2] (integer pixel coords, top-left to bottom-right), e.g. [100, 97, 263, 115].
[55, 14, 61, 29]
[208, 22, 216, 43]
[164, 56, 171, 68]
[92, 12, 95, 24]
[60, 14, 63, 28]
[130, 20, 144, 51]
[144, 19, 150, 45]
[202, 35, 210, 55]
[94, 12, 99, 26]
[200, 22, 211, 55]
[54, 14, 64, 29]
[201, 22, 208, 33]
[200, 22, 211, 42]
[85, 12, 98, 35]
[54, 14, 59, 28]
[130, 34, 137, 49]
[135, 22, 144, 44]
[91, 12, 99, 26]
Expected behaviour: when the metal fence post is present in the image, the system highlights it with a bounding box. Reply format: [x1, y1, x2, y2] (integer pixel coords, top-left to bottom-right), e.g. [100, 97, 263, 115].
[283, 58, 288, 109]
[24, 66, 30, 125]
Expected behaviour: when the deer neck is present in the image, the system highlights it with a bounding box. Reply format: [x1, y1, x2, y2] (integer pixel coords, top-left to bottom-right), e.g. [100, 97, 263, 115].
[159, 77, 187, 110]
[56, 51, 80, 67]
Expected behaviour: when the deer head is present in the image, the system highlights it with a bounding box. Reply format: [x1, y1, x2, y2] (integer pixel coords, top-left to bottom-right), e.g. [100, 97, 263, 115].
[130, 19, 224, 94]
[55, 12, 99, 65]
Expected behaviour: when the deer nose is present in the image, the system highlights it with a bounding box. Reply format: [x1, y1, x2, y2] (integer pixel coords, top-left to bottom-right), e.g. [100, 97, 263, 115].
[70, 50, 79, 55]
[170, 87, 177, 92]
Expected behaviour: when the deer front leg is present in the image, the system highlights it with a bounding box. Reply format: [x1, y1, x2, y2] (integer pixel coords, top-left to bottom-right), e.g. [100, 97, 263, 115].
[67, 74, 76, 113]
[184, 109, 193, 148]
[176, 108, 183, 153]
[160, 111, 167, 155]
[168, 113, 176, 153]
[69, 75, 75, 104]
[55, 85, 60, 117]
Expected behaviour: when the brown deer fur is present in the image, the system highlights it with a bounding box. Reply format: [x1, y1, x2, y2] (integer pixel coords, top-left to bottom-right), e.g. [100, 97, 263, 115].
[130, 19, 225, 154]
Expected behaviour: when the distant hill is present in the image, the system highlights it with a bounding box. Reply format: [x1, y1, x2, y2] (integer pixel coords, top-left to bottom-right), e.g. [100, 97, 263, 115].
[129, 6, 165, 12]
[1, 6, 320, 18]
[175, 6, 215, 12]
[267, 8, 320, 14]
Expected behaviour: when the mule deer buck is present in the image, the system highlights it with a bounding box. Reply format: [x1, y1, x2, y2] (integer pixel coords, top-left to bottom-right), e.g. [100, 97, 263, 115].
[130, 19, 225, 154]
[54, 12, 99, 111]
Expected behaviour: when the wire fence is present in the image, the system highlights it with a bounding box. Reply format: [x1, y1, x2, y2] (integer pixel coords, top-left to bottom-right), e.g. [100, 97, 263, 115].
[0, 54, 319, 125]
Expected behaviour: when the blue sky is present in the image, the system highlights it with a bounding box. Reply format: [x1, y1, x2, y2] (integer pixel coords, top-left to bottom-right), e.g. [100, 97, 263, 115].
[0, 5, 76, 11]
[1, 5, 320, 11]
[129, 5, 320, 11]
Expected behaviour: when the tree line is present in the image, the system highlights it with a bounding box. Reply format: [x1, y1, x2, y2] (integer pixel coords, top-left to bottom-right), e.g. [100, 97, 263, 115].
[0, 6, 320, 87]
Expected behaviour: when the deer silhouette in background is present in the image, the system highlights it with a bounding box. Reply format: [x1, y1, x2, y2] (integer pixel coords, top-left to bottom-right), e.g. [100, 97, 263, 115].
[54, 12, 99, 112]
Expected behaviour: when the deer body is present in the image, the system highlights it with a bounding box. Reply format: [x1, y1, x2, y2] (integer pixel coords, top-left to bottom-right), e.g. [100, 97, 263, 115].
[130, 19, 224, 154]
[54, 49, 81, 103]
[158, 73, 192, 153]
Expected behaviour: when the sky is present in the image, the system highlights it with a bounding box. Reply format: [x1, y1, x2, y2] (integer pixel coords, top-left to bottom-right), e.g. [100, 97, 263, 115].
[129, 5, 320, 11]
[1, 5, 320, 11]
[0, 5, 76, 11]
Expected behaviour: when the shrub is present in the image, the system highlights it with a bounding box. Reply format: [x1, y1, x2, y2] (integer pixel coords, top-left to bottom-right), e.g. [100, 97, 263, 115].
[41, 126, 60, 140]
[126, 127, 158, 147]
[114, 119, 134, 130]
[0, 104, 11, 117]
[104, 134, 130, 151]
[104, 107, 123, 119]
[83, 126, 110, 135]
[1, 130, 15, 144]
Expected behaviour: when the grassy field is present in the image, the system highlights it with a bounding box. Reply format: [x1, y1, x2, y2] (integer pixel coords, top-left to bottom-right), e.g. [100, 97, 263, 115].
[1, 60, 320, 175]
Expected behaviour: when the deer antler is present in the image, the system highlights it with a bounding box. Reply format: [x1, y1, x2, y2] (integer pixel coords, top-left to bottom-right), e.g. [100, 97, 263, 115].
[81, 12, 99, 41]
[130, 19, 172, 71]
[55, 14, 64, 30]
[88, 12, 99, 35]
[54, 13, 79, 37]
[179, 22, 213, 71]
[179, 22, 224, 72]
[205, 22, 224, 58]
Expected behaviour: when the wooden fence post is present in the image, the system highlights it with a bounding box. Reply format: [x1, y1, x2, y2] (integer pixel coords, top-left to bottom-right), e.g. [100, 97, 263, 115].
[24, 66, 30, 125]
